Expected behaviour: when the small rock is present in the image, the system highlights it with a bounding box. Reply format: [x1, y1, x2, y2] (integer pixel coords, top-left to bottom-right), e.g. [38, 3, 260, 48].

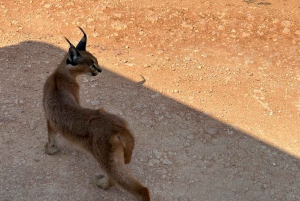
[154, 110, 160, 115]
[184, 57, 191, 61]
[147, 16, 158, 24]
[164, 112, 172, 119]
[184, 142, 190, 147]
[87, 18, 94, 23]
[157, 116, 164, 121]
[82, 77, 89, 82]
[148, 159, 159, 167]
[91, 100, 100, 106]
[153, 149, 161, 159]
[187, 135, 194, 140]
[247, 14, 255, 21]
[206, 127, 218, 135]
[111, 21, 127, 30]
[218, 25, 225, 31]
[125, 63, 135, 67]
[43, 4, 51, 8]
[179, 123, 188, 129]
[35, 176, 42, 180]
[242, 32, 250, 38]
[204, 120, 219, 135]
[162, 159, 172, 165]
[133, 104, 142, 110]
[282, 28, 290, 35]
[281, 20, 292, 28]
[181, 22, 193, 30]
[151, 93, 160, 98]
[30, 121, 36, 130]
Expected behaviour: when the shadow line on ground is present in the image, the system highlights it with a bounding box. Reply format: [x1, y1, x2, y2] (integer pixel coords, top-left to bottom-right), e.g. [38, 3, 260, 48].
[0, 41, 299, 201]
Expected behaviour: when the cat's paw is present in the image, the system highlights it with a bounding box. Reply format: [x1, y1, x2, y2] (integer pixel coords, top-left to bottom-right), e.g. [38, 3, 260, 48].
[44, 142, 58, 155]
[95, 175, 115, 189]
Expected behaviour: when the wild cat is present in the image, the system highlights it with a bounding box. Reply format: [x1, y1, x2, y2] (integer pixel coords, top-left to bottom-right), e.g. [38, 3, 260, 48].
[43, 27, 150, 201]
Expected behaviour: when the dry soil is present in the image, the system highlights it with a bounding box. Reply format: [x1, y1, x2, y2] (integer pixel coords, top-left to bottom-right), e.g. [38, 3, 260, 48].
[0, 0, 300, 201]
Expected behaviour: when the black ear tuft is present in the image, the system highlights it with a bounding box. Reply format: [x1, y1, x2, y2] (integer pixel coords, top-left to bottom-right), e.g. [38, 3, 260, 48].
[76, 27, 87, 51]
[65, 37, 82, 65]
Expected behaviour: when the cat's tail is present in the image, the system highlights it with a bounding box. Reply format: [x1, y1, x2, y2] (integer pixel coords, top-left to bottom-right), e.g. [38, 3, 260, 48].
[107, 132, 150, 201]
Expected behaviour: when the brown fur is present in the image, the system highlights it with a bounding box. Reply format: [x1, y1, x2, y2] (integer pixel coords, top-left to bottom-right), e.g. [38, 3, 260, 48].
[43, 28, 150, 201]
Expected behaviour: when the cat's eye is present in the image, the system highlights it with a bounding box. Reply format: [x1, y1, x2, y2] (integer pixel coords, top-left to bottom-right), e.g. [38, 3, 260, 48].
[90, 59, 96, 68]
[90, 62, 95, 69]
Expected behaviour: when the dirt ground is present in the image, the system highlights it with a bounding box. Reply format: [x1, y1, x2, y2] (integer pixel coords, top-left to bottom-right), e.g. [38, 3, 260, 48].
[0, 0, 300, 200]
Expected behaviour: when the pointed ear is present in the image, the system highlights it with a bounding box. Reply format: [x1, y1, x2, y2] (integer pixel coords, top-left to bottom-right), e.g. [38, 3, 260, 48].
[65, 37, 82, 65]
[76, 26, 87, 51]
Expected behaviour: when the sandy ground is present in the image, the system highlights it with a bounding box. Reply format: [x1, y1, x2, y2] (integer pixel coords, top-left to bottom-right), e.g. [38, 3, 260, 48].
[0, 0, 300, 200]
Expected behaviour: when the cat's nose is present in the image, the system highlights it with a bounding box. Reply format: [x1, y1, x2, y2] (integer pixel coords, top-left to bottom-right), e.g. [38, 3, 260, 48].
[96, 67, 102, 73]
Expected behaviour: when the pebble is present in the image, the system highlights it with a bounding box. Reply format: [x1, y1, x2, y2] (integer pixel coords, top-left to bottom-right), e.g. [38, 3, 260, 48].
[35, 176, 42, 180]
[147, 16, 158, 24]
[111, 21, 127, 30]
[157, 116, 164, 121]
[43, 4, 52, 8]
[181, 22, 193, 30]
[154, 110, 160, 115]
[151, 93, 160, 98]
[184, 142, 190, 147]
[125, 63, 135, 67]
[29, 121, 36, 130]
[281, 20, 292, 28]
[164, 112, 172, 119]
[91, 100, 100, 106]
[187, 135, 194, 140]
[148, 159, 159, 167]
[206, 127, 218, 135]
[242, 32, 250, 38]
[218, 25, 225, 31]
[162, 159, 172, 165]
[282, 28, 290, 35]
[184, 57, 191, 61]
[82, 77, 89, 83]
[153, 149, 161, 159]
[86, 18, 94, 23]
[179, 123, 188, 129]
